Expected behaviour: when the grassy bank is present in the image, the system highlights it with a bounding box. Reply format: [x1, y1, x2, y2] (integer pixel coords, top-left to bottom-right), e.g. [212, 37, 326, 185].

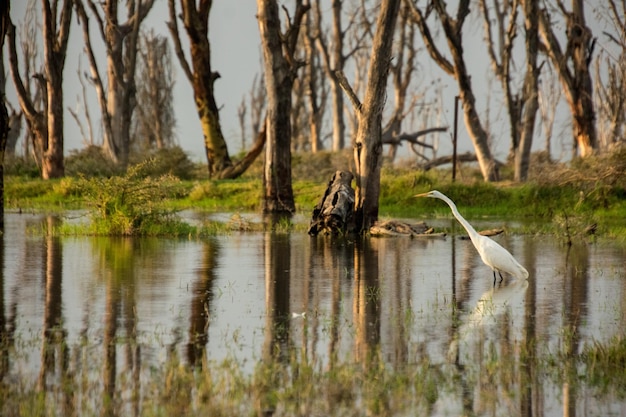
[4, 150, 626, 237]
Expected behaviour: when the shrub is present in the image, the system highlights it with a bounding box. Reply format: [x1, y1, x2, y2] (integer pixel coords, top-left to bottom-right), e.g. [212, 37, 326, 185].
[3, 155, 40, 178]
[75, 160, 187, 235]
[65, 146, 122, 177]
[129, 145, 200, 180]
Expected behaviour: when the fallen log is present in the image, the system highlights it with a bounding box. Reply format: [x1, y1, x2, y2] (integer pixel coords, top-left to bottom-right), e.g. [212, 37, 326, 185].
[459, 228, 504, 240]
[369, 219, 445, 238]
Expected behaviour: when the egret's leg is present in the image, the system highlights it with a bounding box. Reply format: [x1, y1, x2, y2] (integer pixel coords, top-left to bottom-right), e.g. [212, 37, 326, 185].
[493, 271, 497, 286]
[499, 272, 504, 283]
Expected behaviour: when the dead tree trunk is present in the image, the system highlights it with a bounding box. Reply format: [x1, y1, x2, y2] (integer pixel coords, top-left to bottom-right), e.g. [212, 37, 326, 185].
[337, 0, 401, 233]
[514, 0, 540, 181]
[308, 171, 354, 235]
[314, 0, 350, 151]
[168, 0, 228, 176]
[407, 0, 499, 182]
[386, 2, 418, 162]
[538, 0, 597, 157]
[480, 0, 540, 181]
[257, 0, 309, 214]
[0, 0, 10, 228]
[7, 0, 72, 179]
[76, 0, 154, 168]
[167, 0, 266, 179]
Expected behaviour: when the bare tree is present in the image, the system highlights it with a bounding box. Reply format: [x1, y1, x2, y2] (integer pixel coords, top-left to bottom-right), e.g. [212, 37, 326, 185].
[1, 48, 22, 157]
[68, 59, 96, 146]
[257, 0, 310, 214]
[301, 10, 326, 153]
[337, 0, 401, 232]
[538, 63, 561, 157]
[538, 0, 597, 157]
[384, 2, 420, 161]
[15, 2, 44, 161]
[480, 0, 519, 161]
[514, 0, 540, 181]
[237, 98, 246, 151]
[481, 0, 540, 181]
[406, 0, 499, 182]
[0, 0, 10, 227]
[237, 73, 267, 154]
[248, 74, 266, 147]
[168, 0, 265, 179]
[4, 105, 22, 156]
[313, 0, 364, 151]
[7, 0, 72, 179]
[132, 30, 176, 151]
[75, 0, 155, 167]
[594, 0, 626, 150]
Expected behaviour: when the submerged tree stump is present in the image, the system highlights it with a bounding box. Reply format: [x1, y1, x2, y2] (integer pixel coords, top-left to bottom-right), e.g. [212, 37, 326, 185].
[308, 171, 355, 235]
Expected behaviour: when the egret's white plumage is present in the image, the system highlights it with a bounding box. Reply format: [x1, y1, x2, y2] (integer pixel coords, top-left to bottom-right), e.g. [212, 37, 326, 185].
[415, 190, 529, 284]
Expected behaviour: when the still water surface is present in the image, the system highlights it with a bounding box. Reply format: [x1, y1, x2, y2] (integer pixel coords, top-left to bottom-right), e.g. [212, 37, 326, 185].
[2, 212, 625, 416]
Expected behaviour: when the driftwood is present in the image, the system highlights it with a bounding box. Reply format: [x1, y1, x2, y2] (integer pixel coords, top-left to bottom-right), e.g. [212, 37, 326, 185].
[459, 228, 504, 240]
[308, 171, 355, 235]
[369, 220, 446, 238]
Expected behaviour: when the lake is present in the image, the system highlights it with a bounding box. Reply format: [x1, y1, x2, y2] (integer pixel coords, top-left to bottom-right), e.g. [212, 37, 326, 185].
[1, 212, 625, 416]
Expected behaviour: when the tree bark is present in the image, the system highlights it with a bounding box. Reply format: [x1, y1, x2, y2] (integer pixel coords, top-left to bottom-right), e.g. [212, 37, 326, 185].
[385, 3, 417, 162]
[514, 0, 540, 181]
[538, 0, 597, 157]
[42, 0, 72, 179]
[314, 0, 347, 151]
[257, 0, 309, 214]
[302, 12, 322, 153]
[341, 0, 401, 232]
[168, 0, 263, 179]
[76, 0, 154, 168]
[480, 0, 519, 159]
[407, 0, 499, 182]
[7, 0, 72, 179]
[0, 0, 9, 228]
[308, 170, 354, 235]
[177, 0, 231, 175]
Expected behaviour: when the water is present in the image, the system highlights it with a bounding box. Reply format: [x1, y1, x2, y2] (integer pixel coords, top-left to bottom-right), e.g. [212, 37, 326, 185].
[2, 212, 625, 416]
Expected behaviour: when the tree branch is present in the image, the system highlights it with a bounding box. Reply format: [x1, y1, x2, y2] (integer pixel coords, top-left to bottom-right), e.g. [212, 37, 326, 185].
[404, 0, 454, 75]
[75, 0, 114, 151]
[382, 127, 448, 146]
[334, 69, 361, 112]
[6, 20, 39, 122]
[167, 0, 193, 83]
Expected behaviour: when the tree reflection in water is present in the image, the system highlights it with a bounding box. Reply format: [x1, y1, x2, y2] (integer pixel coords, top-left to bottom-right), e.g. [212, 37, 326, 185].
[187, 238, 217, 368]
[0, 213, 625, 416]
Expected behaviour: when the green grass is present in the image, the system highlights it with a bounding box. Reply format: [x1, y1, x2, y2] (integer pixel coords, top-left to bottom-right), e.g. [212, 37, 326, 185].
[5, 157, 626, 237]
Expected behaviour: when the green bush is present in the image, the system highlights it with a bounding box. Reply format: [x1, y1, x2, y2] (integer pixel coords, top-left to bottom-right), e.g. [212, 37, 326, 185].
[75, 161, 187, 235]
[130, 145, 200, 180]
[3, 155, 40, 178]
[65, 146, 122, 177]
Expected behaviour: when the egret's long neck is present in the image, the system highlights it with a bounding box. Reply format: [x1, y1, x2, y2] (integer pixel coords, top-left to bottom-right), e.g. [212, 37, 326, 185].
[439, 195, 481, 243]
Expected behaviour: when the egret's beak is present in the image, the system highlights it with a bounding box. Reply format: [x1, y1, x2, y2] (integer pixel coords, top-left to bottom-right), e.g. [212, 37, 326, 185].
[414, 192, 430, 198]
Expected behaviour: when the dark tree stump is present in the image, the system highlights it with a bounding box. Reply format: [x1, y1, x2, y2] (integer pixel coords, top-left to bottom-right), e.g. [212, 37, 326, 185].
[308, 171, 355, 235]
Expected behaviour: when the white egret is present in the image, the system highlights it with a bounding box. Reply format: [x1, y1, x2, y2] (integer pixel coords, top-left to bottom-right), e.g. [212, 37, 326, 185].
[415, 190, 529, 284]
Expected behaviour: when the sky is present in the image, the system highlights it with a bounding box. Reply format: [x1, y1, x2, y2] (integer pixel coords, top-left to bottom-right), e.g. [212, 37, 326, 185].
[5, 1, 617, 165]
